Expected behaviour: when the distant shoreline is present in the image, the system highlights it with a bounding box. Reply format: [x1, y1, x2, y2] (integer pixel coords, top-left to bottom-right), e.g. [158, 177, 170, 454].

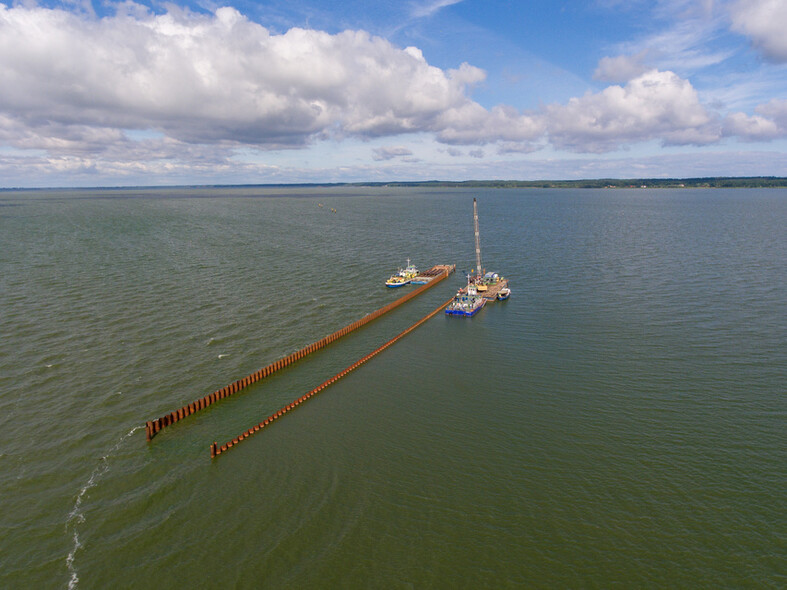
[2, 176, 786, 191]
[350, 177, 787, 189]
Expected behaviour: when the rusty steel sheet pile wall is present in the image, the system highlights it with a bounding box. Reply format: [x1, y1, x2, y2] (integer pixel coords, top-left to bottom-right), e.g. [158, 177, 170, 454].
[145, 266, 454, 441]
[211, 296, 455, 458]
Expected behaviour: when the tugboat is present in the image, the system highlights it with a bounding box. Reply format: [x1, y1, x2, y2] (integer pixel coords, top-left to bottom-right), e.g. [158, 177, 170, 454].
[385, 274, 410, 288]
[445, 275, 486, 316]
[385, 258, 419, 287]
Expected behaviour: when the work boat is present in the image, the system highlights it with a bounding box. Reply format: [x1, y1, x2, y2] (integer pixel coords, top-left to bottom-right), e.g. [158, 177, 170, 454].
[385, 258, 419, 287]
[445, 277, 486, 317]
[385, 274, 410, 287]
[400, 258, 419, 279]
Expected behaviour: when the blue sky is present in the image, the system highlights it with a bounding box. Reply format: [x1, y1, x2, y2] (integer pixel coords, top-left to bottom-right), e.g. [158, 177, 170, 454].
[0, 0, 785, 186]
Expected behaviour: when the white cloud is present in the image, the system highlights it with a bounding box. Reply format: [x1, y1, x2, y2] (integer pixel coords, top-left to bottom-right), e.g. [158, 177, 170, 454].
[730, 0, 787, 62]
[594, 52, 650, 83]
[0, 5, 493, 152]
[724, 98, 787, 140]
[604, 5, 732, 76]
[723, 112, 781, 140]
[4, 144, 785, 187]
[544, 69, 721, 152]
[757, 98, 787, 126]
[372, 146, 414, 161]
[434, 103, 544, 145]
[496, 142, 542, 155]
[0, 4, 783, 185]
[410, 0, 464, 19]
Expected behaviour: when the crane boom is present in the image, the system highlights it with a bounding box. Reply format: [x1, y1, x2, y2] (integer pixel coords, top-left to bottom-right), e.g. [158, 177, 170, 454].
[473, 198, 482, 278]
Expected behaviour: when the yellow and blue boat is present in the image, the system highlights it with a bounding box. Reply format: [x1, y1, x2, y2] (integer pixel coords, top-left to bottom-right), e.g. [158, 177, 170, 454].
[385, 258, 419, 287]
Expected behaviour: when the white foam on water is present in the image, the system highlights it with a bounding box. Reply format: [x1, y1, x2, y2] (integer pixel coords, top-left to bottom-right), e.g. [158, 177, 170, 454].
[65, 426, 141, 589]
[218, 354, 228, 359]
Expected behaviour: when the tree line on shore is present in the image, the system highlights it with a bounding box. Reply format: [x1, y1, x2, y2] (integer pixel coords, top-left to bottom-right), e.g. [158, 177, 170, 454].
[367, 177, 787, 189]
[5, 177, 785, 191]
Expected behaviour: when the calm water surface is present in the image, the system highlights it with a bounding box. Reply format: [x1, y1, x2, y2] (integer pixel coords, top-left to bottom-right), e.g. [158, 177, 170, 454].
[0, 187, 784, 588]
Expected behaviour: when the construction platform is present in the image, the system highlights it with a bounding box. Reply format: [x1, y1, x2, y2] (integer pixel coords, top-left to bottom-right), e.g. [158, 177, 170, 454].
[413, 264, 456, 282]
[457, 277, 509, 302]
[478, 279, 509, 301]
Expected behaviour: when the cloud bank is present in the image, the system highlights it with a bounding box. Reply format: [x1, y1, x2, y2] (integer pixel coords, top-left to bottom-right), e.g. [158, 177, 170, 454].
[1, 5, 497, 148]
[0, 4, 543, 156]
[0, 3, 785, 185]
[547, 69, 722, 152]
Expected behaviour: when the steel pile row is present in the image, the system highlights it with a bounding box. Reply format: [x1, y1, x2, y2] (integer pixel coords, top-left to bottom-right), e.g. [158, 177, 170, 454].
[145, 268, 452, 442]
[211, 296, 454, 458]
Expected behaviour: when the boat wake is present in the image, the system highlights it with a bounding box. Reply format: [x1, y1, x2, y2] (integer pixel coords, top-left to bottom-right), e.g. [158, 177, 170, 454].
[65, 426, 141, 589]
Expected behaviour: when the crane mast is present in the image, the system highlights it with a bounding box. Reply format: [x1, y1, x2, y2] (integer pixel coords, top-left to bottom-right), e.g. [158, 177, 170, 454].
[473, 198, 482, 278]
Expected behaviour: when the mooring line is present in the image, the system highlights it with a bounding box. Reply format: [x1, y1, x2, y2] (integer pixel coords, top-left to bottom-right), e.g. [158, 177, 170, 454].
[145, 266, 454, 441]
[210, 296, 454, 458]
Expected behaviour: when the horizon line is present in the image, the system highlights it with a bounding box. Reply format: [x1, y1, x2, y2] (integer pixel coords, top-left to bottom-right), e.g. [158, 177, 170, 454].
[2, 176, 787, 191]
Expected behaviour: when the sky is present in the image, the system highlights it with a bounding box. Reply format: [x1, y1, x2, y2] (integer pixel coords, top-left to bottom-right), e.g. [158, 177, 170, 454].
[1, 0, 786, 187]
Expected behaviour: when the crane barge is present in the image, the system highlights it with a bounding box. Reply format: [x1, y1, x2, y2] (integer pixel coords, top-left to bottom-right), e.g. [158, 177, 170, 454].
[445, 198, 510, 316]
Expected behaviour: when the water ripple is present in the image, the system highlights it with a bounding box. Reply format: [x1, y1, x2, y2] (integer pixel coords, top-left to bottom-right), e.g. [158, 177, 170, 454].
[65, 426, 142, 590]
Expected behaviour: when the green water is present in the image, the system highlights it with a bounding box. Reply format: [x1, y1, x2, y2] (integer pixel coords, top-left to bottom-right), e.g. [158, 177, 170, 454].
[0, 187, 784, 588]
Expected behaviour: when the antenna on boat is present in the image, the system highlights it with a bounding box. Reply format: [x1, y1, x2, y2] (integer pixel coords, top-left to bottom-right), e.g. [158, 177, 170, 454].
[473, 198, 482, 279]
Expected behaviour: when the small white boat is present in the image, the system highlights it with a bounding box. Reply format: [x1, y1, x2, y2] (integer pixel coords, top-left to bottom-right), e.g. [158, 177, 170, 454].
[497, 287, 511, 300]
[400, 258, 419, 279]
